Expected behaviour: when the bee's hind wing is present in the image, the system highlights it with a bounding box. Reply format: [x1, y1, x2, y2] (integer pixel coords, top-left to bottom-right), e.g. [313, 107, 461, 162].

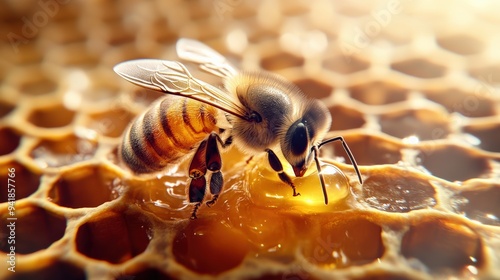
[176, 38, 238, 79]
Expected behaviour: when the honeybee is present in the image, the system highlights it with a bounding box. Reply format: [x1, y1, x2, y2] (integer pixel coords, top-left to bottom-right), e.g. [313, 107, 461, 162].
[114, 38, 362, 219]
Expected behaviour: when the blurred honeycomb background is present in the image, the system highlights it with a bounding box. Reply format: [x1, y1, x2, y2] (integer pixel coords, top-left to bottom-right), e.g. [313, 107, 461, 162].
[1, 0, 500, 279]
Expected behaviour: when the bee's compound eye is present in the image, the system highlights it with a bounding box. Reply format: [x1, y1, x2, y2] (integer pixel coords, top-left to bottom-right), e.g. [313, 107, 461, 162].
[246, 157, 350, 212]
[289, 122, 309, 156]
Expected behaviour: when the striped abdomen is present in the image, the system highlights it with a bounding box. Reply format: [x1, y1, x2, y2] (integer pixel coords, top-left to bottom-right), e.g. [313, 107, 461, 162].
[120, 96, 218, 173]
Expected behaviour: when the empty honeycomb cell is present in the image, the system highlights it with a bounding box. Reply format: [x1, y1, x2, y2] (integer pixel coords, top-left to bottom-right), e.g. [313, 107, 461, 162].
[436, 34, 485, 56]
[3, 260, 86, 280]
[27, 103, 75, 128]
[79, 87, 121, 108]
[375, 21, 414, 46]
[379, 108, 450, 141]
[334, 3, 371, 16]
[76, 69, 121, 106]
[0, 101, 15, 118]
[361, 167, 436, 212]
[41, 20, 86, 45]
[423, 88, 495, 118]
[391, 58, 446, 79]
[0, 126, 21, 155]
[329, 105, 366, 131]
[17, 70, 58, 96]
[139, 16, 174, 41]
[301, 214, 384, 268]
[0, 161, 41, 203]
[348, 81, 409, 105]
[401, 218, 483, 272]
[75, 210, 151, 264]
[294, 78, 333, 99]
[0, 204, 66, 254]
[98, 22, 136, 46]
[469, 66, 500, 85]
[418, 144, 490, 182]
[327, 134, 402, 166]
[463, 122, 500, 153]
[188, 0, 212, 20]
[30, 134, 97, 168]
[7, 43, 43, 64]
[35, 0, 80, 22]
[48, 165, 120, 208]
[84, 0, 121, 21]
[47, 43, 100, 67]
[323, 55, 370, 74]
[260, 52, 304, 71]
[85, 108, 135, 138]
[173, 216, 251, 275]
[452, 181, 500, 226]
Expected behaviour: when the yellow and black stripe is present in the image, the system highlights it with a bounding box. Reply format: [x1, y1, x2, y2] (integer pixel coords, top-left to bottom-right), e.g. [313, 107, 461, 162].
[120, 96, 218, 173]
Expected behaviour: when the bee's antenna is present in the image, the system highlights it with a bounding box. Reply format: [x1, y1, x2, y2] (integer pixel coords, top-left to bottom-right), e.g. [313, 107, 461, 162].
[313, 136, 363, 205]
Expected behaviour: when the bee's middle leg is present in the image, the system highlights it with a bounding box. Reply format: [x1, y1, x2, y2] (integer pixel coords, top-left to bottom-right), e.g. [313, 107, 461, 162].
[265, 149, 300, 197]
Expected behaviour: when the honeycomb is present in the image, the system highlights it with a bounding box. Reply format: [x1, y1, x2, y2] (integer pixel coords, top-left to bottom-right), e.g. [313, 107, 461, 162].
[1, 0, 500, 279]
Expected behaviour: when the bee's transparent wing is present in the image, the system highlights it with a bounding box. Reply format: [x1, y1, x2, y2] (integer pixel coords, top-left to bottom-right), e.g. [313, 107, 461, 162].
[113, 59, 248, 119]
[176, 38, 238, 79]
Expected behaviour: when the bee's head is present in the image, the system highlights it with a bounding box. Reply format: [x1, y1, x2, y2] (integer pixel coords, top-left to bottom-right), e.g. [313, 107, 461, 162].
[281, 100, 331, 177]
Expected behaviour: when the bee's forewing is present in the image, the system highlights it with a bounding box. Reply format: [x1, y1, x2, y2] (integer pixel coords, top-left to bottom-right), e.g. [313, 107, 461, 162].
[113, 59, 162, 91]
[114, 59, 248, 119]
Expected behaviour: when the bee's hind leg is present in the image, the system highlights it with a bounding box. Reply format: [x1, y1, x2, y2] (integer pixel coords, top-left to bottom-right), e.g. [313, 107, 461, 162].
[205, 133, 224, 207]
[206, 172, 222, 207]
[188, 177, 206, 219]
[265, 149, 300, 197]
[188, 140, 208, 219]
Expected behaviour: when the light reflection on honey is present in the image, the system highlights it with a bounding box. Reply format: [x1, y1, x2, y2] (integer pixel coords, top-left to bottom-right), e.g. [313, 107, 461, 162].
[246, 155, 353, 212]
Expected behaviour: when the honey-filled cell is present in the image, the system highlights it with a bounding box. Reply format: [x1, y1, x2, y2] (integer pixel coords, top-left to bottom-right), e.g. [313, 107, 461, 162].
[172, 216, 251, 275]
[48, 165, 119, 208]
[300, 213, 384, 269]
[361, 167, 437, 213]
[0, 127, 22, 156]
[75, 210, 151, 264]
[0, 161, 40, 203]
[0, 204, 66, 254]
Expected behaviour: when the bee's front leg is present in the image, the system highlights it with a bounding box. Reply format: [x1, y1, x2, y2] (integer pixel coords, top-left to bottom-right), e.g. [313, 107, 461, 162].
[265, 149, 300, 197]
